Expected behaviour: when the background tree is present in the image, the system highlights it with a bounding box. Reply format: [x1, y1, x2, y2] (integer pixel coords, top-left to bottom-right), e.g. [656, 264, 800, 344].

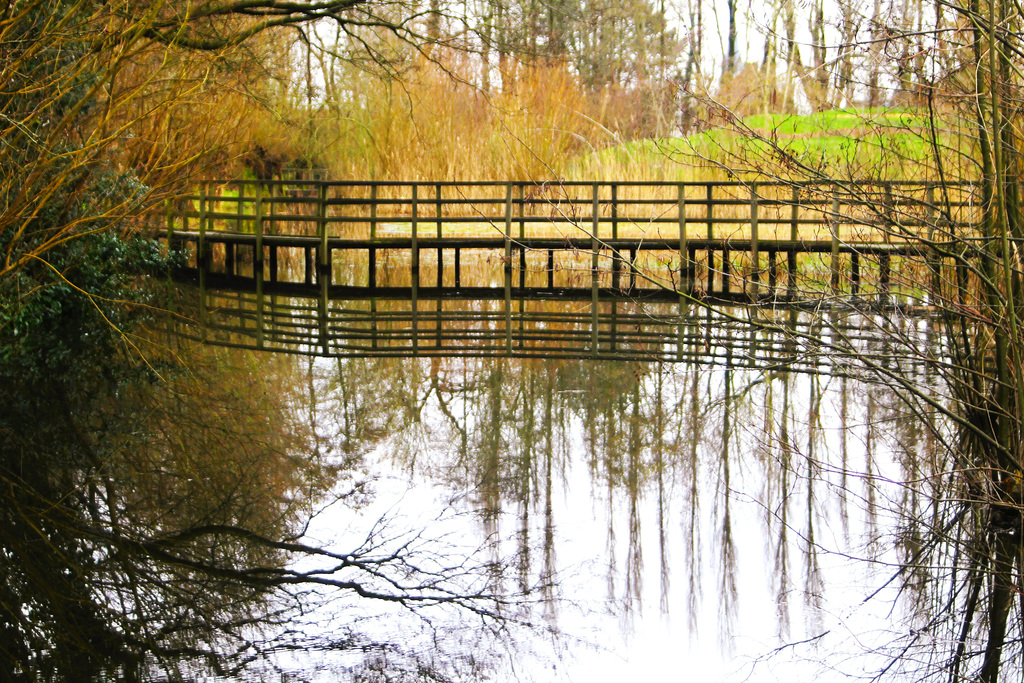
[0, 0, 539, 679]
[669, 0, 1024, 679]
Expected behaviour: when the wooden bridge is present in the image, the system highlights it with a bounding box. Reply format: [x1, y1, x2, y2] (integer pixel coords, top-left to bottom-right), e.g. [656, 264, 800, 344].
[160, 180, 974, 362]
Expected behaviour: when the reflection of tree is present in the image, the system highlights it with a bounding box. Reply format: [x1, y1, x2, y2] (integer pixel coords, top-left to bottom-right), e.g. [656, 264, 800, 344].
[2, 0, 567, 675]
[671, 0, 1024, 674]
[1, 334, 291, 677]
[321, 349, 900, 641]
[3, 318, 539, 680]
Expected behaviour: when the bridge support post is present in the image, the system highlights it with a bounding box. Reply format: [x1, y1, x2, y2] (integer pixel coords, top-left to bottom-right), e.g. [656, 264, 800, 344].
[591, 182, 600, 357]
[368, 184, 377, 287]
[750, 183, 759, 301]
[517, 183, 526, 290]
[788, 186, 799, 298]
[411, 184, 419, 355]
[677, 184, 688, 284]
[318, 183, 329, 354]
[830, 189, 842, 294]
[879, 252, 891, 304]
[852, 251, 862, 295]
[612, 184, 621, 291]
[505, 183, 514, 354]
[678, 183, 687, 361]
[722, 244, 731, 295]
[706, 183, 715, 295]
[255, 183, 265, 349]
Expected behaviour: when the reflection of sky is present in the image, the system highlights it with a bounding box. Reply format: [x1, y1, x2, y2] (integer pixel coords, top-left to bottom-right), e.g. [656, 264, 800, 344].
[279, 357, 926, 682]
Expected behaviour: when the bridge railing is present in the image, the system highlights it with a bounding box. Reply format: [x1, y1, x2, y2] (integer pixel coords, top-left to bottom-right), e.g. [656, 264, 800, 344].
[166, 179, 978, 242]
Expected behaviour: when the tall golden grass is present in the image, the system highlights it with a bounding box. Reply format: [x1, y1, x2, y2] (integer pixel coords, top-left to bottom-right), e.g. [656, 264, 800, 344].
[235, 47, 702, 182]
[310, 60, 606, 181]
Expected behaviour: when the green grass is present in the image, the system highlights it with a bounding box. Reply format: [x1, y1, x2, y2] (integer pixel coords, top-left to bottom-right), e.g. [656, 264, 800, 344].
[575, 107, 971, 181]
[741, 108, 931, 135]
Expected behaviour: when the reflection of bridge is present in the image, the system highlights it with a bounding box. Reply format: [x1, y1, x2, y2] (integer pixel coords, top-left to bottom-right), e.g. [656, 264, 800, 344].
[160, 180, 970, 362]
[166, 286, 917, 369]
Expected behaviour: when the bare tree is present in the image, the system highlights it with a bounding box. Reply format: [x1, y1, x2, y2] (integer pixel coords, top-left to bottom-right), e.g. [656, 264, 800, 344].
[0, 1, 539, 680]
[668, 0, 1024, 678]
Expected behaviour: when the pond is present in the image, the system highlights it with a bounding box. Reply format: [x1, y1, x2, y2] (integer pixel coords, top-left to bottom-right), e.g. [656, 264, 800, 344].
[288, 352, 932, 682]
[170, 283, 952, 682]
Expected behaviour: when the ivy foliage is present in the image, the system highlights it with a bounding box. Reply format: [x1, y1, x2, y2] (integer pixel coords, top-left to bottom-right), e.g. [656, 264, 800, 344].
[0, 172, 171, 384]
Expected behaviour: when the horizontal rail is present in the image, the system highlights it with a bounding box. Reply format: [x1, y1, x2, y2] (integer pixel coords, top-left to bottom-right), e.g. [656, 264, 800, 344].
[170, 230, 943, 255]
[175, 179, 976, 188]
[166, 180, 978, 241]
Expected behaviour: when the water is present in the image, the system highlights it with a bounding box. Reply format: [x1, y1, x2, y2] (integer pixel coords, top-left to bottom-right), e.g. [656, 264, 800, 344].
[268, 349, 940, 681]
[157, 236, 964, 682]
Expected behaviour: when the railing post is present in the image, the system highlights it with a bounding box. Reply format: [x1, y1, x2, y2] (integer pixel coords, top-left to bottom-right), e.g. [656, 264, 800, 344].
[165, 199, 173, 245]
[236, 181, 245, 232]
[436, 183, 443, 288]
[164, 199, 177, 288]
[884, 181, 895, 243]
[629, 248, 637, 292]
[318, 183, 329, 283]
[198, 181, 208, 326]
[517, 182, 525, 240]
[269, 182, 277, 235]
[722, 242, 731, 295]
[436, 298, 443, 349]
[254, 183, 264, 263]
[610, 299, 618, 353]
[370, 184, 378, 240]
[435, 183, 443, 238]
[591, 182, 600, 356]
